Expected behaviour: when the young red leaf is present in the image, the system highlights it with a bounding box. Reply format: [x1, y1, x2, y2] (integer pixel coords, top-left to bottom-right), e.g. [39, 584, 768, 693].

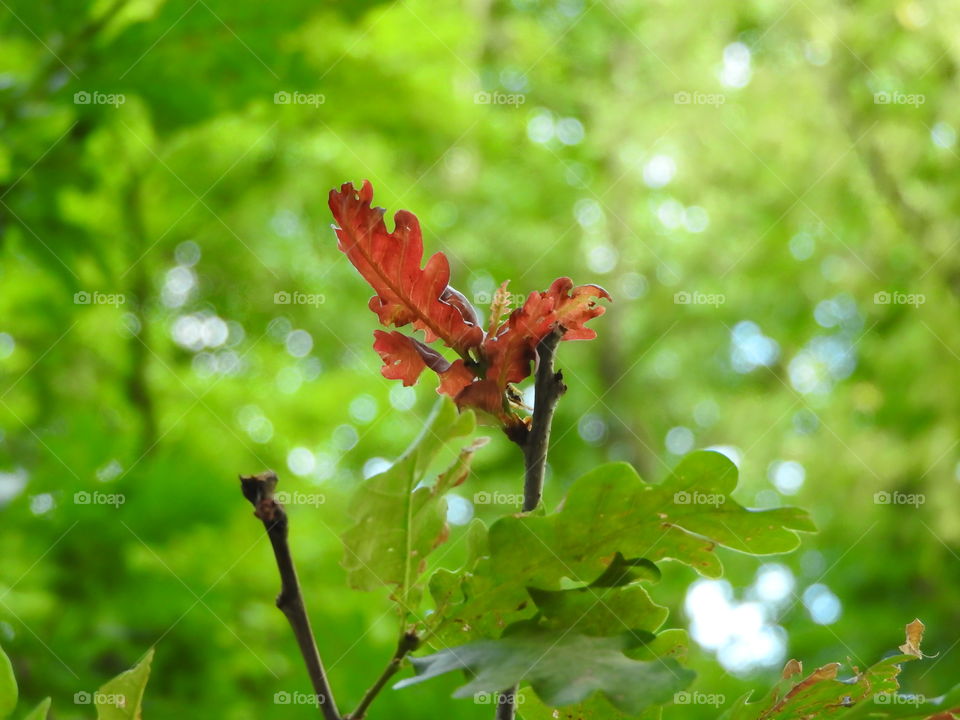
[329, 181, 483, 353]
[329, 181, 610, 429]
[437, 359, 476, 399]
[545, 277, 611, 340]
[373, 330, 451, 386]
[483, 278, 611, 391]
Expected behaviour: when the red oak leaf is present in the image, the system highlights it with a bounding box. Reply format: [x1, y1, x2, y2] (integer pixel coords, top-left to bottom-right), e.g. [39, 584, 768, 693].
[373, 330, 449, 386]
[437, 359, 476, 399]
[330, 181, 611, 428]
[374, 331, 478, 399]
[329, 181, 483, 353]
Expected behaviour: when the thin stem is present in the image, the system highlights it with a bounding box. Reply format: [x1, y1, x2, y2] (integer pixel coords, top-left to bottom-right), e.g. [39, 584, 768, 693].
[497, 325, 568, 719]
[240, 472, 341, 720]
[346, 631, 420, 719]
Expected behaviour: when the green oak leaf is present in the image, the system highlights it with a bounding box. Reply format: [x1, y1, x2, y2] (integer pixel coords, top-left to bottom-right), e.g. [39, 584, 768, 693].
[21, 698, 51, 720]
[517, 688, 663, 720]
[427, 518, 488, 630]
[342, 399, 483, 610]
[512, 629, 692, 719]
[527, 552, 668, 638]
[95, 648, 154, 720]
[434, 452, 814, 641]
[395, 630, 695, 715]
[0, 643, 15, 720]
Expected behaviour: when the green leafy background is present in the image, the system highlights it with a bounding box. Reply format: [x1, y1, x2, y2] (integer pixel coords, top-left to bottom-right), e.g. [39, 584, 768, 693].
[1, 0, 959, 717]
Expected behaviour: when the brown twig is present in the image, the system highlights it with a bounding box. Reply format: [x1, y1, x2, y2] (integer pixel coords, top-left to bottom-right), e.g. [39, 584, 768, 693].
[497, 325, 568, 719]
[345, 631, 420, 719]
[520, 326, 567, 511]
[240, 471, 341, 720]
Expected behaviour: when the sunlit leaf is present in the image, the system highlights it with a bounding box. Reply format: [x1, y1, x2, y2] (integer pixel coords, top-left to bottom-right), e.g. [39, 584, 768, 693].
[0, 643, 15, 720]
[341, 399, 484, 610]
[95, 648, 154, 720]
[21, 698, 51, 720]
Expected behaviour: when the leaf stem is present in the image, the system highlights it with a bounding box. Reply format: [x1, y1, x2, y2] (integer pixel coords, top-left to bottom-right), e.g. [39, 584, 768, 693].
[240, 472, 342, 720]
[346, 631, 420, 719]
[498, 325, 568, 718]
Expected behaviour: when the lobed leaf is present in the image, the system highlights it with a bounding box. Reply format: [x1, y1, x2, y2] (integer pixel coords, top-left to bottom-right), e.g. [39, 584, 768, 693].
[329, 180, 483, 353]
[432, 452, 814, 642]
[395, 630, 695, 715]
[341, 399, 485, 610]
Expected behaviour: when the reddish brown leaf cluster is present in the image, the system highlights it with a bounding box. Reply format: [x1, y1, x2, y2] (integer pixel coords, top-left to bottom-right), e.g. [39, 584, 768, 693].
[329, 180, 610, 427]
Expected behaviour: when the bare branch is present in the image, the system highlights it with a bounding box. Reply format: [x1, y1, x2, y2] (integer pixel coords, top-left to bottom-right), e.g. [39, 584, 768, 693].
[240, 471, 341, 720]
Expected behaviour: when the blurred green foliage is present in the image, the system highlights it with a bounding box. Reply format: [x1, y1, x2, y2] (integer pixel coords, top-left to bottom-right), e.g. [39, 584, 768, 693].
[1, 0, 959, 717]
